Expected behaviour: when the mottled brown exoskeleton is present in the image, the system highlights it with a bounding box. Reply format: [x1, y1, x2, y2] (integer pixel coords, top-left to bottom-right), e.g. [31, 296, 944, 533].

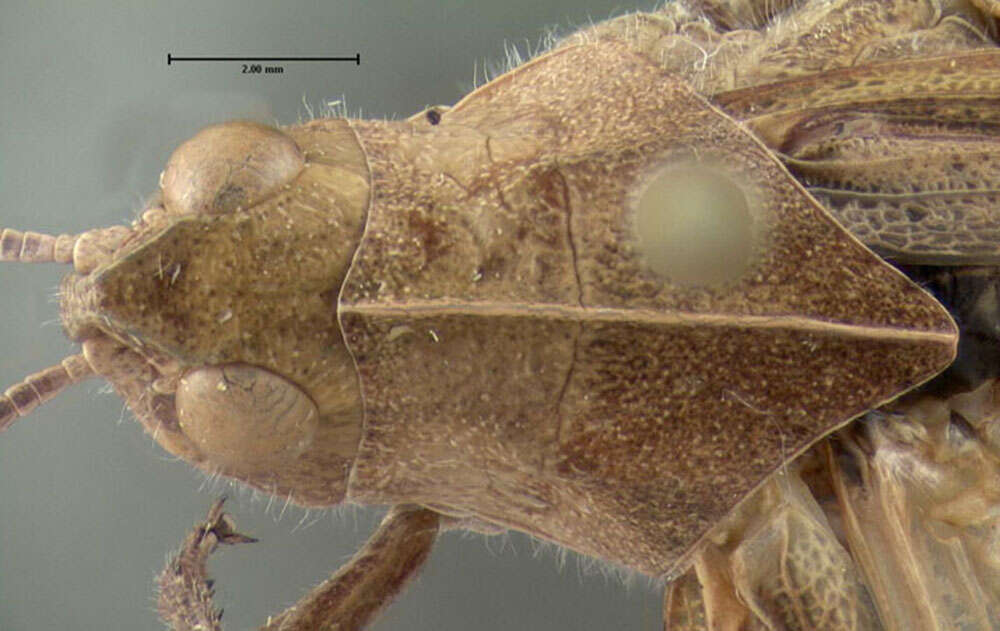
[3, 1, 1000, 630]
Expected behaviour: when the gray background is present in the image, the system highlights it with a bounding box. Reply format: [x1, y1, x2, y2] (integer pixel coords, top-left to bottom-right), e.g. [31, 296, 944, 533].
[0, 1, 666, 630]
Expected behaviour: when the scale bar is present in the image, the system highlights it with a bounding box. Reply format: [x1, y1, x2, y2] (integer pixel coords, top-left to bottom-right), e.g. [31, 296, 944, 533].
[168, 54, 360, 65]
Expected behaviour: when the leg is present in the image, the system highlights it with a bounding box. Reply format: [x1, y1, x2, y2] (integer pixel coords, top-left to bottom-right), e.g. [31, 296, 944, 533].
[261, 505, 439, 631]
[157, 498, 258, 631]
[157, 500, 440, 631]
[663, 571, 711, 631]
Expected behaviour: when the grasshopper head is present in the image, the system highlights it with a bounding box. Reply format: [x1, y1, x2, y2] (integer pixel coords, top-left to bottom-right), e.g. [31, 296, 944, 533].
[2, 120, 370, 505]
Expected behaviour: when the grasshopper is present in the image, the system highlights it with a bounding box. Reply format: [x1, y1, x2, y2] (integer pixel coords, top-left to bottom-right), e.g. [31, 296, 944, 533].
[3, 1, 1000, 630]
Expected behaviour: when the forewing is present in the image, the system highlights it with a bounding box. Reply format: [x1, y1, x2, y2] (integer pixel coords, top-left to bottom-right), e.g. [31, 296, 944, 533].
[716, 51, 1000, 265]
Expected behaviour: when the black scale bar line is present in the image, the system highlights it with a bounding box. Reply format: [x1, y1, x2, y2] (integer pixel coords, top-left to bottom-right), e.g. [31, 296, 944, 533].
[168, 54, 360, 65]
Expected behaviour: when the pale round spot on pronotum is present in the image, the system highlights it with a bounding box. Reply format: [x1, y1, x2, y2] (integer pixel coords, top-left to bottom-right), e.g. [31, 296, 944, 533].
[632, 162, 759, 286]
[159, 120, 306, 216]
[175, 364, 320, 474]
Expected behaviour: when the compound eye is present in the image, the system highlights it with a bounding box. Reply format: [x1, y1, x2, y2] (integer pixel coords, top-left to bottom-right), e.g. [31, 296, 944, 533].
[633, 165, 756, 287]
[160, 121, 305, 216]
[175, 363, 319, 474]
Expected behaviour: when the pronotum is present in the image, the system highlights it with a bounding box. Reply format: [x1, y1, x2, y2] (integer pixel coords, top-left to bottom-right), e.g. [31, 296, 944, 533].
[3, 1, 999, 631]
